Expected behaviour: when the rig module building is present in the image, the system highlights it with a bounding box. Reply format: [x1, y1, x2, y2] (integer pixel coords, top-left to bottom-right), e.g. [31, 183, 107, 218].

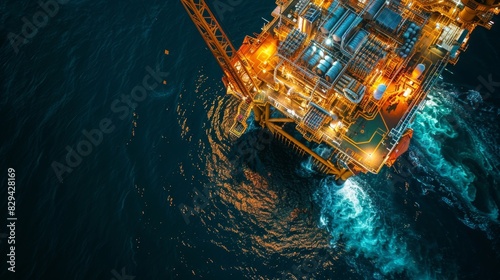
[181, 0, 499, 184]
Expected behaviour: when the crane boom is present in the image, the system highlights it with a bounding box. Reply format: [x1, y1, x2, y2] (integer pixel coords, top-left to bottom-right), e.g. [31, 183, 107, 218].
[179, 0, 259, 100]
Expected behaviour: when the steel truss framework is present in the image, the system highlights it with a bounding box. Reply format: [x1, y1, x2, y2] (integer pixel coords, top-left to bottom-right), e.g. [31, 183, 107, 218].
[180, 0, 354, 183]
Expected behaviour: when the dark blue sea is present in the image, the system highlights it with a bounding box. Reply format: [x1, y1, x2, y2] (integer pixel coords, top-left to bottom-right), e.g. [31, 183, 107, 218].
[1, 1, 499, 279]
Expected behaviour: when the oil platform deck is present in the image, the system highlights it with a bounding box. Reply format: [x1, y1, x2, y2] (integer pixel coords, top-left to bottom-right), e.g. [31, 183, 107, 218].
[181, 0, 499, 183]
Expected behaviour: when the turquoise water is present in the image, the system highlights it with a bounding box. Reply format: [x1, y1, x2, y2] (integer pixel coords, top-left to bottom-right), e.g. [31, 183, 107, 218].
[1, 1, 499, 279]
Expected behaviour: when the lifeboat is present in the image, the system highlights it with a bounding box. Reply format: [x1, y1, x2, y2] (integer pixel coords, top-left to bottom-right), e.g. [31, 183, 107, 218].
[386, 129, 413, 167]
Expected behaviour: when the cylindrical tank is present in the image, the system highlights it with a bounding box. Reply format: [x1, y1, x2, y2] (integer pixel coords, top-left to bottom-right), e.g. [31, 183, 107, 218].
[322, 18, 337, 34]
[332, 13, 356, 42]
[319, 59, 332, 69]
[302, 47, 313, 62]
[320, 7, 346, 34]
[253, 106, 262, 123]
[373, 84, 387, 100]
[365, 0, 385, 19]
[307, 53, 321, 68]
[411, 63, 426, 79]
[324, 55, 334, 64]
[316, 63, 328, 75]
[325, 61, 343, 82]
[327, 2, 337, 13]
[347, 30, 368, 53]
[459, 7, 476, 22]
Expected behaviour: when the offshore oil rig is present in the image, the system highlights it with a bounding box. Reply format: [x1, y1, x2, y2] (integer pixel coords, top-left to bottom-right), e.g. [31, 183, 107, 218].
[180, 0, 499, 184]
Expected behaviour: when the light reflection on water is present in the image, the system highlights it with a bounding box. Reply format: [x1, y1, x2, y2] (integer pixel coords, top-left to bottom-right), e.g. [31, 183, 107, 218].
[175, 68, 499, 279]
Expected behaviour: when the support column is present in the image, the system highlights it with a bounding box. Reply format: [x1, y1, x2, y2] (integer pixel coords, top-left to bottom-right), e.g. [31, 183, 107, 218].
[335, 169, 354, 185]
[253, 106, 263, 126]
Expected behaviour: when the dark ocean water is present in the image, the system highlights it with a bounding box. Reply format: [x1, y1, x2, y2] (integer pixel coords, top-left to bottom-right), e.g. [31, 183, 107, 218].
[0, 1, 499, 279]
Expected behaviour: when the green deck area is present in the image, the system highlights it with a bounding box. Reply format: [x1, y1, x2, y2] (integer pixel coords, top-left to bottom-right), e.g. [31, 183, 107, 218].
[341, 111, 389, 169]
[236, 0, 452, 174]
[336, 14, 450, 172]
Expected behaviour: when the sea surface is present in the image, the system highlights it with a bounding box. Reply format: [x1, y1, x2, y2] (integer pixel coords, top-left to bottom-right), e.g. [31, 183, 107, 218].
[1, 1, 499, 279]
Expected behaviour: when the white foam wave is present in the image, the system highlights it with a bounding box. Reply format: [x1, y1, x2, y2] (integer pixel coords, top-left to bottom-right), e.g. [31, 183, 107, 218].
[411, 87, 500, 235]
[315, 178, 423, 278]
[299, 156, 315, 175]
[298, 145, 332, 176]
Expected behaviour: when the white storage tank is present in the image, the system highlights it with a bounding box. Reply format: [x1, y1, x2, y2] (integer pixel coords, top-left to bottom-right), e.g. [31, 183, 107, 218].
[373, 84, 387, 100]
[411, 63, 425, 79]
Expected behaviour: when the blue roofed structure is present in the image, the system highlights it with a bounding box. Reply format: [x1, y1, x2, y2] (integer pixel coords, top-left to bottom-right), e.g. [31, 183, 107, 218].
[375, 8, 402, 33]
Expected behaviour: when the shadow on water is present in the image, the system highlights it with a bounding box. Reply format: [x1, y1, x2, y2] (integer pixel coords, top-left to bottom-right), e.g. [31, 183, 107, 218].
[229, 127, 323, 211]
